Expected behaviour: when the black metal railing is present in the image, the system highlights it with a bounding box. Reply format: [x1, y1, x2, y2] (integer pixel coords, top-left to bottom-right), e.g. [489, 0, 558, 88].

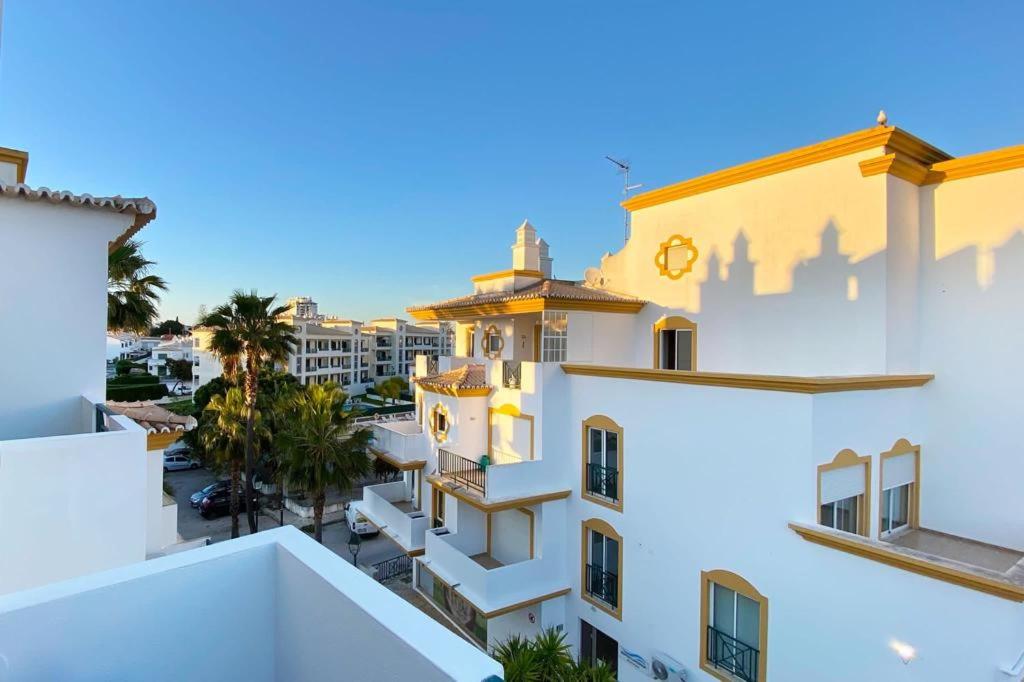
[438, 448, 486, 495]
[586, 463, 619, 500]
[95, 403, 116, 433]
[585, 564, 618, 607]
[706, 626, 759, 682]
[426, 356, 439, 375]
[373, 554, 413, 583]
[502, 360, 522, 389]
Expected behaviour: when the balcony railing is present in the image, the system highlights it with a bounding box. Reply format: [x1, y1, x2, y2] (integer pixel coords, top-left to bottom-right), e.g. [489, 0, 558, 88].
[586, 463, 619, 501]
[502, 360, 521, 389]
[438, 449, 486, 495]
[585, 564, 618, 608]
[373, 554, 413, 583]
[706, 626, 759, 682]
[94, 403, 116, 433]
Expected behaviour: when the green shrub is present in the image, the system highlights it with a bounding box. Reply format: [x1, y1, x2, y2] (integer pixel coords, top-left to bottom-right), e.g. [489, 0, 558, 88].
[106, 383, 169, 402]
[108, 374, 160, 386]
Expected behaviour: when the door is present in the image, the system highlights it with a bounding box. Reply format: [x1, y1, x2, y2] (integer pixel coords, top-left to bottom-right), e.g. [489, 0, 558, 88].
[580, 619, 618, 674]
[532, 323, 542, 362]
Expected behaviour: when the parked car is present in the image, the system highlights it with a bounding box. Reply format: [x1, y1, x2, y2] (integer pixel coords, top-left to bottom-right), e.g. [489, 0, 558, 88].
[199, 488, 257, 519]
[190, 480, 231, 508]
[345, 502, 378, 537]
[163, 453, 200, 472]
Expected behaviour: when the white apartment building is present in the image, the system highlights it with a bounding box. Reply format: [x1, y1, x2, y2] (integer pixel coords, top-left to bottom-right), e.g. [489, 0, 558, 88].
[106, 332, 142, 361]
[147, 335, 193, 378]
[192, 296, 451, 394]
[354, 124, 1024, 681]
[0, 144, 499, 681]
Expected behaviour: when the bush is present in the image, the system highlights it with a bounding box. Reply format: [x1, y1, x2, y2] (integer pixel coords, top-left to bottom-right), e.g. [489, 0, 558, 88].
[114, 359, 136, 376]
[355, 403, 414, 418]
[106, 383, 169, 402]
[108, 374, 160, 386]
[164, 399, 198, 416]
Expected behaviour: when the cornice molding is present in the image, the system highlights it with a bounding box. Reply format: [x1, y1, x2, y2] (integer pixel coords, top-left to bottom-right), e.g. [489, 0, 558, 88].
[0, 147, 29, 184]
[924, 144, 1024, 184]
[622, 126, 950, 211]
[470, 269, 545, 283]
[560, 364, 934, 394]
[417, 384, 492, 398]
[408, 297, 646, 321]
[858, 152, 931, 185]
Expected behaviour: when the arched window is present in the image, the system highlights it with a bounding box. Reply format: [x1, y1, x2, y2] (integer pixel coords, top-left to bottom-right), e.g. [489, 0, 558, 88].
[817, 449, 871, 537]
[581, 518, 623, 620]
[653, 316, 697, 371]
[879, 439, 920, 538]
[581, 415, 623, 511]
[700, 569, 768, 682]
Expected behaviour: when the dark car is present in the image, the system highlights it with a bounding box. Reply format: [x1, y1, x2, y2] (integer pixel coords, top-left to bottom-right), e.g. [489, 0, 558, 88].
[199, 488, 257, 519]
[190, 480, 231, 508]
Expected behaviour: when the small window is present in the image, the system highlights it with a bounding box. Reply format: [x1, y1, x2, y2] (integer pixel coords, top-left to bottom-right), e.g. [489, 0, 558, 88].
[430, 404, 450, 443]
[817, 449, 870, 537]
[581, 519, 622, 619]
[820, 495, 859, 534]
[482, 325, 504, 359]
[541, 312, 568, 363]
[652, 316, 696, 371]
[879, 439, 920, 539]
[881, 483, 910, 535]
[700, 570, 767, 682]
[582, 415, 623, 510]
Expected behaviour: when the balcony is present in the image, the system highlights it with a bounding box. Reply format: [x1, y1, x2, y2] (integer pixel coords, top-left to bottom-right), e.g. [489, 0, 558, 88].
[0, 526, 500, 680]
[706, 626, 759, 682]
[422, 527, 568, 616]
[586, 463, 619, 502]
[433, 448, 567, 509]
[360, 481, 428, 554]
[370, 421, 427, 469]
[501, 360, 521, 389]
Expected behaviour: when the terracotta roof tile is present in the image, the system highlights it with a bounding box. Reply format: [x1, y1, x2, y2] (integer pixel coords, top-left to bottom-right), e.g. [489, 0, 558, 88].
[413, 364, 488, 391]
[106, 401, 197, 434]
[407, 278, 643, 312]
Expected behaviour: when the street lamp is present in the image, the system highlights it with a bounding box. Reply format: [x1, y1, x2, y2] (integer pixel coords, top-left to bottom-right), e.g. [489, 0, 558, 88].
[347, 531, 362, 566]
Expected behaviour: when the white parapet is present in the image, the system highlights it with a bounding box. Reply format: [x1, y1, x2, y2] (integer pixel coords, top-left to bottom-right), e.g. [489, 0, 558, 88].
[361, 481, 429, 553]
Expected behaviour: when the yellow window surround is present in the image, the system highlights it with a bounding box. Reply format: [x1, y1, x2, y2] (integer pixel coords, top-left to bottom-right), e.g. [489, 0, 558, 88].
[580, 518, 623, 621]
[581, 415, 623, 512]
[699, 569, 769, 682]
[816, 448, 872, 538]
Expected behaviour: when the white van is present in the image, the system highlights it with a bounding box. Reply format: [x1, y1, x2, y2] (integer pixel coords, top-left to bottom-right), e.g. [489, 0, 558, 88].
[344, 502, 377, 537]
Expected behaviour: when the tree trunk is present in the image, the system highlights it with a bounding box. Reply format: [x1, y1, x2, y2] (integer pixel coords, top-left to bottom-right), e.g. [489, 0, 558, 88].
[243, 358, 259, 535]
[229, 460, 240, 539]
[313, 493, 325, 544]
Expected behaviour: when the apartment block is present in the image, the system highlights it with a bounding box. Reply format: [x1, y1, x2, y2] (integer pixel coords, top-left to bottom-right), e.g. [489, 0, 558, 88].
[354, 125, 1024, 681]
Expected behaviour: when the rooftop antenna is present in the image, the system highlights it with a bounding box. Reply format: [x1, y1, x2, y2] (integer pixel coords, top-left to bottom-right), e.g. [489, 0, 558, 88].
[606, 156, 643, 244]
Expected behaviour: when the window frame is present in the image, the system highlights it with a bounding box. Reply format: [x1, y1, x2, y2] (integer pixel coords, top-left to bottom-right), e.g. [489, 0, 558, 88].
[541, 311, 568, 363]
[816, 448, 871, 538]
[580, 518, 623, 620]
[581, 415, 623, 511]
[878, 439, 920, 539]
[481, 324, 504, 360]
[699, 570, 768, 682]
[652, 316, 697, 371]
[430, 403, 450, 443]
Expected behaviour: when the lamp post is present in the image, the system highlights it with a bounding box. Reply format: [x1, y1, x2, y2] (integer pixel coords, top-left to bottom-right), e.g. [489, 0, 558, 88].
[347, 531, 362, 566]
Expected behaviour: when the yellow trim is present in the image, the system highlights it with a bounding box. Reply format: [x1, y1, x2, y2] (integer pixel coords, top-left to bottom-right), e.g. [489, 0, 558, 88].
[699, 570, 769, 682]
[429, 402, 451, 443]
[652, 316, 697, 371]
[925, 144, 1024, 184]
[858, 152, 931, 185]
[485, 507, 535, 560]
[581, 518, 623, 620]
[519, 507, 535, 559]
[816, 449, 871, 537]
[149, 431, 185, 452]
[417, 560, 570, 619]
[471, 269, 545, 283]
[789, 522, 1024, 602]
[561, 364, 934, 393]
[879, 438, 921, 537]
[623, 126, 950, 211]
[581, 415, 623, 512]
[418, 383, 492, 398]
[482, 324, 504, 360]
[0, 147, 29, 184]
[408, 297, 645, 321]
[426, 475, 571, 513]
[431, 487, 445, 528]
[488, 404, 535, 461]
[370, 446, 427, 471]
[654, 234, 699, 280]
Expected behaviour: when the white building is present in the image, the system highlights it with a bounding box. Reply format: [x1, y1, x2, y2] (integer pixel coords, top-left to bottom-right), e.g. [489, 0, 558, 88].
[354, 124, 1024, 680]
[0, 145, 500, 680]
[147, 335, 193, 379]
[106, 332, 141, 361]
[192, 296, 452, 394]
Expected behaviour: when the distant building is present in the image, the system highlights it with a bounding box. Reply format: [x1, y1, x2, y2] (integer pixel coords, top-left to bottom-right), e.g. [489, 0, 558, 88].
[106, 332, 141, 362]
[147, 336, 193, 379]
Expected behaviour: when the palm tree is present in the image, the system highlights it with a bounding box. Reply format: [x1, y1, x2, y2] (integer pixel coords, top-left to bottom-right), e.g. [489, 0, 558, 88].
[200, 388, 268, 539]
[108, 239, 168, 333]
[278, 382, 372, 543]
[200, 291, 297, 533]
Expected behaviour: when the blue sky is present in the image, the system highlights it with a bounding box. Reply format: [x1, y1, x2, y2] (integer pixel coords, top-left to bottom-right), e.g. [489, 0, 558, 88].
[1, 1, 1021, 323]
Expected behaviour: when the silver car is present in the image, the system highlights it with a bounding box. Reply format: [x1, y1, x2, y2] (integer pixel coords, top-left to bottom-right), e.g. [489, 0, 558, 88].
[163, 453, 200, 472]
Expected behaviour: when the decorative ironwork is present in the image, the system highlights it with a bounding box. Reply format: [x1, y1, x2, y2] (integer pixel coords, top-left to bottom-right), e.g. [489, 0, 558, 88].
[426, 356, 439, 375]
[585, 564, 618, 607]
[438, 448, 486, 495]
[502, 360, 522, 389]
[706, 626, 759, 682]
[586, 463, 619, 501]
[372, 554, 413, 583]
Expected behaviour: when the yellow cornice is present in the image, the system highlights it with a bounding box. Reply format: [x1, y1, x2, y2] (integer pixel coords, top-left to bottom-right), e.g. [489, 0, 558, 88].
[622, 126, 950, 211]
[427, 474, 571, 512]
[369, 446, 426, 471]
[789, 523, 1024, 602]
[0, 147, 29, 184]
[560, 364, 934, 393]
[417, 383, 492, 398]
[470, 269, 545, 283]
[924, 144, 1024, 184]
[858, 152, 931, 185]
[407, 297, 645, 321]
[147, 431, 185, 452]
[417, 558, 570, 619]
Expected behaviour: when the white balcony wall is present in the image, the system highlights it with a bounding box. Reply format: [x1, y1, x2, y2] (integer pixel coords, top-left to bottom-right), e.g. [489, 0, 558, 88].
[486, 459, 556, 501]
[362, 481, 428, 551]
[0, 402, 148, 595]
[371, 422, 427, 462]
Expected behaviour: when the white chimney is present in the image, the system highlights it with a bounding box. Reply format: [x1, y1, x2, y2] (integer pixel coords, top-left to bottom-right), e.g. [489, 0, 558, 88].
[511, 219, 540, 271]
[538, 238, 552, 278]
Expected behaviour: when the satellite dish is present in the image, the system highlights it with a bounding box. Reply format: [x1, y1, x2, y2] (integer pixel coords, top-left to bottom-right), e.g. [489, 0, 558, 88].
[584, 267, 602, 286]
